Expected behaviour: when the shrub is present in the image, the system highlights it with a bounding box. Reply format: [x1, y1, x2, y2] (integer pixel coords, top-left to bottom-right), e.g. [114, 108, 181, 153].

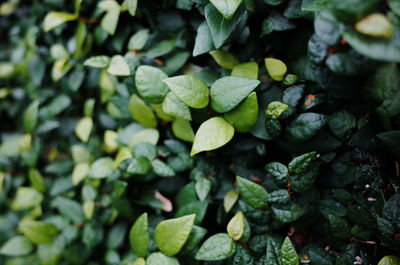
[1, 0, 400, 264]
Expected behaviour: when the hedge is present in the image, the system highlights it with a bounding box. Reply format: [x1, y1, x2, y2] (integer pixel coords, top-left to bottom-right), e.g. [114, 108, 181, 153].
[1, 0, 400, 264]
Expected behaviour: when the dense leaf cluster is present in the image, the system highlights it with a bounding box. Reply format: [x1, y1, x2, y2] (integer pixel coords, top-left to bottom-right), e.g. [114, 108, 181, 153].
[1, 0, 400, 264]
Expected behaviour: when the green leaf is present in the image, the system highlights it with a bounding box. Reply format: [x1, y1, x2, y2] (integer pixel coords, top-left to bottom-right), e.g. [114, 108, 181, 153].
[265, 101, 289, 119]
[84, 56, 110, 68]
[209, 0, 243, 19]
[389, 0, 400, 16]
[23, 101, 39, 133]
[132, 258, 146, 265]
[262, 10, 297, 36]
[129, 213, 149, 257]
[280, 237, 298, 265]
[287, 113, 328, 142]
[176, 201, 209, 225]
[127, 157, 152, 175]
[265, 236, 282, 265]
[43, 12, 77, 32]
[146, 39, 176, 59]
[152, 159, 175, 177]
[205, 4, 248, 48]
[126, 0, 138, 16]
[195, 233, 236, 261]
[100, 3, 121, 35]
[129, 94, 157, 128]
[265, 58, 287, 81]
[163, 75, 209, 108]
[288, 151, 317, 174]
[172, 118, 195, 142]
[89, 157, 114, 179]
[193, 22, 215, 56]
[28, 169, 46, 193]
[52, 196, 85, 223]
[154, 214, 196, 256]
[107, 55, 131, 76]
[191, 117, 235, 156]
[11, 187, 43, 211]
[378, 256, 400, 265]
[265, 162, 288, 185]
[210, 76, 260, 113]
[162, 92, 192, 120]
[227, 212, 245, 241]
[128, 29, 149, 50]
[0, 236, 33, 256]
[195, 177, 212, 201]
[266, 189, 290, 204]
[328, 111, 356, 138]
[209, 50, 239, 69]
[231, 62, 259, 79]
[75, 117, 93, 142]
[19, 220, 59, 245]
[135, 66, 169, 104]
[224, 92, 258, 133]
[181, 225, 207, 253]
[224, 190, 240, 212]
[355, 13, 393, 39]
[272, 203, 304, 223]
[377, 130, 400, 158]
[146, 252, 180, 265]
[236, 176, 268, 209]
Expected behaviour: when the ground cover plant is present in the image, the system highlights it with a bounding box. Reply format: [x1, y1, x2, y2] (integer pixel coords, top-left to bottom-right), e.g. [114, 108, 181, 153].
[1, 0, 400, 264]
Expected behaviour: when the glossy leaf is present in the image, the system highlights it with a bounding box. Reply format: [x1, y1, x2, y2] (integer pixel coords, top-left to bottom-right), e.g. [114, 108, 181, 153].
[130, 213, 149, 257]
[195, 233, 236, 261]
[236, 176, 268, 209]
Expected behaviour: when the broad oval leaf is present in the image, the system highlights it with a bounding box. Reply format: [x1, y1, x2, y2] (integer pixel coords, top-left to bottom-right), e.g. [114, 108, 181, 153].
[195, 233, 236, 261]
[210, 76, 260, 113]
[129, 94, 157, 128]
[286, 113, 328, 142]
[0, 236, 33, 256]
[130, 213, 149, 257]
[19, 220, 59, 245]
[172, 118, 195, 142]
[209, 50, 239, 70]
[224, 92, 258, 133]
[107, 55, 131, 76]
[210, 0, 243, 19]
[154, 214, 196, 256]
[191, 117, 235, 156]
[146, 252, 180, 265]
[231, 62, 259, 79]
[75, 117, 93, 143]
[227, 212, 244, 241]
[265, 58, 287, 81]
[236, 176, 268, 209]
[162, 92, 192, 120]
[135, 66, 169, 104]
[163, 75, 209, 108]
[89, 157, 114, 179]
[355, 13, 393, 39]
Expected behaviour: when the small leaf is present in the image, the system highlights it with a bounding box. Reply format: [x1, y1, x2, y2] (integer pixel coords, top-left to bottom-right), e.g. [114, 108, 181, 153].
[130, 213, 149, 257]
[126, 0, 138, 16]
[209, 0, 243, 19]
[72, 163, 90, 185]
[224, 190, 239, 212]
[11, 187, 43, 211]
[89, 157, 114, 179]
[23, 101, 39, 133]
[132, 258, 146, 265]
[288, 151, 317, 174]
[129, 94, 157, 128]
[209, 50, 239, 69]
[355, 13, 393, 39]
[272, 203, 304, 223]
[155, 214, 196, 256]
[43, 11, 77, 32]
[195, 177, 212, 201]
[181, 225, 207, 253]
[210, 76, 260, 113]
[191, 117, 235, 156]
[227, 212, 245, 241]
[146, 252, 180, 265]
[236, 176, 268, 209]
[163, 75, 209, 108]
[172, 118, 195, 142]
[152, 159, 175, 177]
[231, 62, 259, 79]
[193, 22, 215, 56]
[19, 220, 59, 245]
[195, 233, 236, 261]
[127, 157, 152, 175]
[128, 29, 149, 50]
[280, 237, 299, 265]
[84, 56, 110, 68]
[135, 66, 169, 104]
[265, 101, 289, 119]
[162, 92, 192, 120]
[286, 113, 328, 142]
[100, 4, 121, 35]
[75, 117, 93, 142]
[378, 256, 400, 265]
[265, 58, 287, 81]
[0, 236, 33, 256]
[107, 55, 131, 76]
[224, 92, 258, 133]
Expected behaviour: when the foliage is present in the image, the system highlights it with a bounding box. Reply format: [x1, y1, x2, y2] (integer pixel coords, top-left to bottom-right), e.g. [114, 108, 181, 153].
[1, 0, 400, 264]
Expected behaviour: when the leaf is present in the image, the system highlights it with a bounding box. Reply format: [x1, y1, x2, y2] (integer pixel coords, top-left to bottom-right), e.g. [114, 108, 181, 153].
[224, 92, 258, 133]
[75, 117, 93, 142]
[84, 56, 110, 68]
[126, 0, 138, 16]
[210, 76, 260, 113]
[107, 55, 131, 76]
[231, 62, 259, 79]
[52, 196, 85, 223]
[129, 94, 157, 128]
[272, 203, 304, 223]
[132, 258, 146, 265]
[195, 177, 212, 201]
[265, 58, 287, 81]
[378, 256, 400, 265]
[209, 50, 239, 69]
[265, 236, 282, 265]
[288, 151, 317, 174]
[89, 157, 114, 179]
[265, 162, 289, 185]
[266, 189, 290, 204]
[355, 13, 393, 39]
[146, 252, 180, 265]
[23, 101, 39, 133]
[0, 236, 33, 256]
[129, 213, 149, 257]
[265, 101, 289, 119]
[175, 201, 209, 225]
[154, 214, 196, 256]
[135, 66, 169, 104]
[261, 10, 297, 36]
[280, 237, 299, 265]
[205, 4, 248, 48]
[191, 117, 235, 156]
[146, 39, 176, 59]
[224, 190, 240, 212]
[72, 163, 90, 185]
[193, 22, 215, 56]
[377, 130, 400, 158]
[227, 212, 245, 241]
[236, 176, 268, 209]
[328, 111, 356, 139]
[101, 4, 121, 35]
[389, 0, 400, 16]
[195, 233, 236, 261]
[286, 113, 328, 142]
[43, 12, 77, 32]
[11, 187, 43, 211]
[172, 118, 195, 142]
[128, 29, 149, 50]
[163, 75, 209, 108]
[181, 225, 207, 253]
[152, 159, 175, 177]
[209, 0, 243, 19]
[28, 169, 46, 193]
[127, 157, 152, 175]
[19, 220, 59, 245]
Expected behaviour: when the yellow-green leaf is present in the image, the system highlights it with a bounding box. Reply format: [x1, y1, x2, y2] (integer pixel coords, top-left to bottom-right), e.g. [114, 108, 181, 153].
[43, 12, 77, 32]
[172, 118, 195, 142]
[129, 94, 157, 128]
[355, 13, 394, 39]
[265, 58, 287, 81]
[75, 117, 93, 142]
[227, 212, 244, 241]
[231, 62, 259, 79]
[224, 92, 258, 132]
[209, 50, 239, 70]
[130, 213, 149, 257]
